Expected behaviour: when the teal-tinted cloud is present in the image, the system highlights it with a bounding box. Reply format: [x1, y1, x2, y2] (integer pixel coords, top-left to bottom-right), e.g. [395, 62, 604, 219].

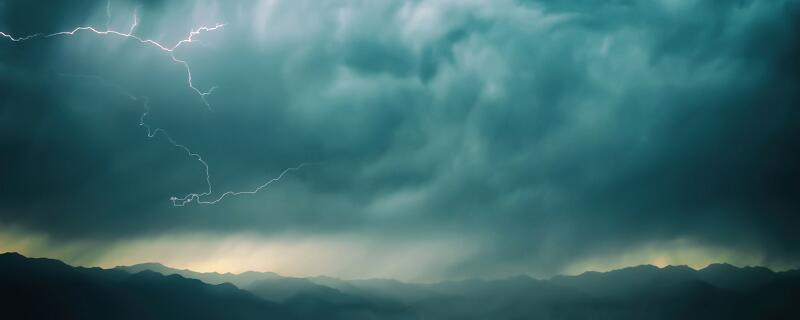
[1, 0, 798, 275]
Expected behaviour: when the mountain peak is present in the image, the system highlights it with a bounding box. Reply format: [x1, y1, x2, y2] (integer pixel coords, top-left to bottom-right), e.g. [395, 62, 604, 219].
[131, 262, 170, 269]
[701, 263, 739, 272]
[120, 262, 179, 274]
[661, 264, 695, 272]
[0, 251, 25, 258]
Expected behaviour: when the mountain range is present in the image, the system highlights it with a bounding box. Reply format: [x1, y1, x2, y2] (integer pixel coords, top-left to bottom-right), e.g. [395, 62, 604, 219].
[2, 252, 799, 319]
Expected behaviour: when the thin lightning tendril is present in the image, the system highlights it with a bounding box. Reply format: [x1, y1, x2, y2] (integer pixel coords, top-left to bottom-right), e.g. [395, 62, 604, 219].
[0, 32, 43, 42]
[128, 8, 138, 35]
[106, 0, 112, 30]
[3, 1, 309, 206]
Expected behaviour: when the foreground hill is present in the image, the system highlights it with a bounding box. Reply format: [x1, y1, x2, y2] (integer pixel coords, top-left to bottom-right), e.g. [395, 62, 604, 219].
[4, 252, 800, 319]
[0, 252, 288, 319]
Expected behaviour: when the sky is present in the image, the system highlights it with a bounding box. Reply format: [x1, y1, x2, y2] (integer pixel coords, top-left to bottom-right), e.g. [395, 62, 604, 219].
[0, 0, 798, 281]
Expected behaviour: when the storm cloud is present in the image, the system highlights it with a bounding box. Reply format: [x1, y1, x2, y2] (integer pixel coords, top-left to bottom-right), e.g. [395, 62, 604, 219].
[1, 0, 798, 279]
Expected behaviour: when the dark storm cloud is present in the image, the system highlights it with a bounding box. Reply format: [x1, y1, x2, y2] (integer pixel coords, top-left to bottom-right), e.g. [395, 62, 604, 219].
[1, 0, 798, 275]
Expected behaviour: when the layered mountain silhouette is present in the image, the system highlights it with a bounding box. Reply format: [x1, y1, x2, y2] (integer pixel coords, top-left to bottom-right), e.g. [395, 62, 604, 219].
[118, 261, 411, 318]
[3, 252, 799, 319]
[0, 253, 415, 320]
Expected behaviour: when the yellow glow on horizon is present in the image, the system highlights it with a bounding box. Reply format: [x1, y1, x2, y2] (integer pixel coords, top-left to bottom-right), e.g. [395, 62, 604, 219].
[2, 225, 795, 280]
[0, 225, 475, 282]
[559, 238, 792, 275]
[651, 256, 669, 268]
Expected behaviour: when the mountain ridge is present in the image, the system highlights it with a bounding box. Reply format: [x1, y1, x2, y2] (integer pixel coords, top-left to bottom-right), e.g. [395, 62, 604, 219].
[4, 252, 800, 319]
[120, 258, 798, 285]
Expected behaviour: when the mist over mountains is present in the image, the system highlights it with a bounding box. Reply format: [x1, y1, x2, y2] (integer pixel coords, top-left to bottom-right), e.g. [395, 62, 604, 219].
[3, 252, 799, 319]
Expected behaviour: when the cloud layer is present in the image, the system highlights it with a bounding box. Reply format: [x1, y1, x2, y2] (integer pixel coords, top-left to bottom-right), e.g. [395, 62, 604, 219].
[1, 0, 798, 278]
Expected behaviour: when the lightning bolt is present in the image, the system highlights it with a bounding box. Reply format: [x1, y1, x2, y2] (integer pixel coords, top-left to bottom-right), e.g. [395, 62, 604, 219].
[3, 1, 310, 206]
[2, 0, 222, 108]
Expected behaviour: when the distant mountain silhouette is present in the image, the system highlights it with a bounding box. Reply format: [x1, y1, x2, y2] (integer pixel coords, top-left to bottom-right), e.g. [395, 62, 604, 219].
[118, 261, 416, 319]
[698, 263, 780, 291]
[312, 264, 800, 319]
[117, 262, 282, 288]
[3, 252, 800, 319]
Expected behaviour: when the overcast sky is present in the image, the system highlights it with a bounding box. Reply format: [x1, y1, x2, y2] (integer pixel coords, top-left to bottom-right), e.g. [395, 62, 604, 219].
[1, 0, 798, 281]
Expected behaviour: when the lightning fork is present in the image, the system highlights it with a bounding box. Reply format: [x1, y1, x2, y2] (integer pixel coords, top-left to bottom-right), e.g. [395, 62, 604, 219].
[1, 0, 223, 108]
[0, 1, 312, 206]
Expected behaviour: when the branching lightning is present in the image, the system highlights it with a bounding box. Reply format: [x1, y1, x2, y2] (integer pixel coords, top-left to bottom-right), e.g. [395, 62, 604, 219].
[3, 1, 309, 206]
[3, 1, 222, 108]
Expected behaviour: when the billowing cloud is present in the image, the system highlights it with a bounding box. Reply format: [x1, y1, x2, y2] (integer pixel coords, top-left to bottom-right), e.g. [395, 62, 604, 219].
[1, 0, 798, 278]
